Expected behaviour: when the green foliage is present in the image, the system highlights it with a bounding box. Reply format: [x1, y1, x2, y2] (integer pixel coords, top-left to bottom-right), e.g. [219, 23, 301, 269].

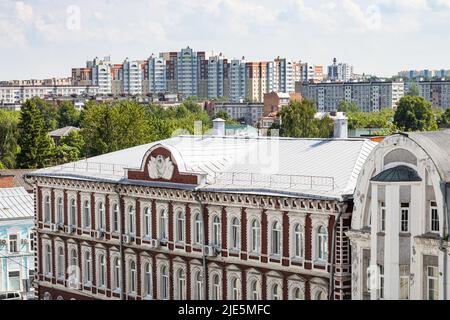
[58, 101, 81, 127]
[30, 97, 58, 131]
[17, 99, 55, 168]
[213, 110, 239, 125]
[394, 96, 438, 132]
[279, 100, 333, 138]
[52, 144, 81, 165]
[338, 101, 360, 113]
[407, 83, 420, 96]
[437, 108, 450, 128]
[0, 110, 20, 168]
[60, 130, 85, 158]
[347, 109, 395, 131]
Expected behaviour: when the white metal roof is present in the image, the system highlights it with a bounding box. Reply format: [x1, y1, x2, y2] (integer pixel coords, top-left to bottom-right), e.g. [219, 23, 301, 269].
[30, 135, 377, 200]
[0, 187, 34, 220]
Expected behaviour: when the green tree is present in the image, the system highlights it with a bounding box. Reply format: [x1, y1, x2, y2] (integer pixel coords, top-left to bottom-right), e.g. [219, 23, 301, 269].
[439, 108, 450, 128]
[30, 97, 58, 131]
[394, 96, 438, 132]
[17, 99, 55, 168]
[0, 110, 20, 168]
[60, 130, 85, 158]
[407, 83, 420, 96]
[338, 101, 360, 113]
[58, 101, 81, 127]
[52, 144, 80, 165]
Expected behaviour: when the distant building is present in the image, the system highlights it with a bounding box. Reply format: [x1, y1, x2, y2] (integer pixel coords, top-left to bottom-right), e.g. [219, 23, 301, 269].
[297, 81, 404, 112]
[327, 58, 354, 82]
[263, 92, 302, 116]
[398, 69, 450, 80]
[229, 58, 247, 102]
[206, 101, 263, 125]
[245, 62, 274, 103]
[406, 80, 450, 110]
[48, 126, 80, 145]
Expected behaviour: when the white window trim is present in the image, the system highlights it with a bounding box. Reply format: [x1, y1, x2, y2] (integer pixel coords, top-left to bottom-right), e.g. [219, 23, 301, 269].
[246, 271, 262, 300]
[141, 257, 152, 299]
[140, 200, 152, 240]
[246, 209, 262, 256]
[208, 207, 222, 248]
[173, 204, 186, 245]
[227, 208, 241, 252]
[156, 202, 169, 242]
[80, 194, 91, 230]
[94, 195, 106, 231]
[288, 213, 306, 262]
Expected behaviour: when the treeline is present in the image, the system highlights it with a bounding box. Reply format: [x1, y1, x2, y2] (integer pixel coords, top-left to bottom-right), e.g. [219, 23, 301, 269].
[0, 98, 211, 169]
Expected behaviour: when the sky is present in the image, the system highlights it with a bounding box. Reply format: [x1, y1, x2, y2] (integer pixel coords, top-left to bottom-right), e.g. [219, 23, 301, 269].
[1, 0, 450, 80]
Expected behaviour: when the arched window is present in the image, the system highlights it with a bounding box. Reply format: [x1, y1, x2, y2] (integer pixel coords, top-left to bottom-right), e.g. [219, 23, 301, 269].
[144, 263, 151, 298]
[113, 258, 120, 291]
[57, 197, 63, 224]
[84, 251, 91, 283]
[159, 209, 168, 240]
[70, 199, 77, 227]
[231, 277, 241, 300]
[70, 249, 77, 267]
[176, 211, 185, 243]
[161, 265, 169, 300]
[129, 260, 136, 293]
[293, 287, 303, 300]
[316, 290, 327, 300]
[231, 217, 240, 250]
[212, 274, 220, 300]
[97, 202, 105, 230]
[194, 213, 202, 245]
[271, 221, 282, 255]
[112, 204, 119, 233]
[83, 200, 91, 228]
[43, 292, 52, 300]
[213, 216, 221, 247]
[195, 271, 203, 300]
[294, 224, 304, 259]
[128, 205, 135, 234]
[250, 280, 260, 300]
[250, 219, 261, 254]
[45, 244, 52, 275]
[57, 247, 64, 278]
[44, 195, 51, 223]
[271, 284, 282, 300]
[317, 226, 328, 261]
[98, 254, 106, 287]
[143, 207, 151, 237]
[177, 269, 186, 300]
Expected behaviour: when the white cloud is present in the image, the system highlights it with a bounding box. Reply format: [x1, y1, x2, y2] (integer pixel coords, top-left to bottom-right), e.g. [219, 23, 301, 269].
[15, 1, 33, 22]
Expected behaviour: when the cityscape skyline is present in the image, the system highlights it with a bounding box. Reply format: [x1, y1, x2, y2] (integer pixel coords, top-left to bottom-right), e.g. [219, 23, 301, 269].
[2, 0, 450, 80]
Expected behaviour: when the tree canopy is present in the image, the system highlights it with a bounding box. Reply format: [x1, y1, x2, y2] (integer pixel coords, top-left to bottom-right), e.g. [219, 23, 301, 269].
[393, 96, 438, 132]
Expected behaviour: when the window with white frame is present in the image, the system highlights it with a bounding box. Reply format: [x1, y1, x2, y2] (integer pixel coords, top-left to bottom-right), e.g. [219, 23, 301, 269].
[194, 213, 203, 245]
[98, 254, 106, 288]
[430, 201, 439, 232]
[177, 269, 186, 300]
[70, 198, 77, 227]
[57, 197, 63, 224]
[143, 207, 151, 238]
[427, 266, 439, 300]
[212, 274, 220, 300]
[380, 202, 386, 232]
[8, 234, 18, 253]
[176, 210, 185, 243]
[271, 221, 282, 256]
[399, 265, 410, 300]
[315, 289, 327, 300]
[83, 200, 91, 228]
[271, 283, 282, 300]
[293, 224, 304, 259]
[44, 195, 51, 223]
[97, 201, 105, 230]
[129, 260, 136, 294]
[212, 216, 221, 247]
[317, 226, 328, 262]
[159, 208, 168, 241]
[292, 287, 304, 300]
[195, 271, 203, 300]
[128, 205, 135, 234]
[45, 244, 52, 275]
[113, 257, 120, 291]
[378, 265, 384, 299]
[112, 204, 119, 233]
[250, 279, 260, 300]
[250, 219, 261, 254]
[57, 246, 65, 278]
[84, 251, 92, 284]
[143, 262, 152, 298]
[70, 249, 77, 267]
[230, 277, 241, 300]
[160, 265, 169, 300]
[400, 203, 410, 233]
[231, 217, 240, 250]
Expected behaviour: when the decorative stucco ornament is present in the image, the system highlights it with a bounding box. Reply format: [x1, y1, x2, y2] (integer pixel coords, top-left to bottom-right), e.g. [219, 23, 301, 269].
[148, 155, 174, 180]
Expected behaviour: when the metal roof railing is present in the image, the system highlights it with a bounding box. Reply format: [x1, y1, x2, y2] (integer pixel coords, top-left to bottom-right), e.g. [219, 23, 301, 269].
[212, 172, 336, 191]
[48, 161, 128, 175]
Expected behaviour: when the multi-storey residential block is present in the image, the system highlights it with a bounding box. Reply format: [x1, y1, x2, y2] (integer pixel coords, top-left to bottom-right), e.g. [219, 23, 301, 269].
[398, 69, 450, 80]
[327, 58, 354, 82]
[298, 81, 404, 112]
[406, 81, 450, 110]
[160, 52, 178, 94]
[28, 120, 377, 300]
[348, 130, 450, 300]
[229, 58, 247, 102]
[122, 59, 143, 96]
[91, 57, 113, 95]
[245, 62, 274, 103]
[273, 58, 295, 94]
[299, 63, 324, 83]
[263, 92, 302, 116]
[207, 54, 229, 100]
[206, 101, 263, 125]
[177, 47, 200, 98]
[147, 54, 167, 94]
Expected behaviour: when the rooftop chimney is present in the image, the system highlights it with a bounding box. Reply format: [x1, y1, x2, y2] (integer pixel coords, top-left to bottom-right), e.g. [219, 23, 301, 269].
[0, 174, 14, 188]
[333, 112, 348, 139]
[212, 118, 226, 136]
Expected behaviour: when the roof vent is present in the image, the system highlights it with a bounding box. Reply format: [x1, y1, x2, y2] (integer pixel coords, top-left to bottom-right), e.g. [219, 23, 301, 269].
[333, 112, 348, 139]
[212, 118, 226, 136]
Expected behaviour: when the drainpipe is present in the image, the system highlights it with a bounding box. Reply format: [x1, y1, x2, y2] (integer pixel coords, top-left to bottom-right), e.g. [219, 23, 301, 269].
[439, 182, 449, 300]
[114, 184, 126, 300]
[329, 201, 347, 300]
[193, 190, 208, 300]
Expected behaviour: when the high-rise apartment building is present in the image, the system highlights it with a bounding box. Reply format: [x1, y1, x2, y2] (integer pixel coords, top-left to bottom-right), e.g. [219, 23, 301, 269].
[207, 54, 229, 99]
[147, 54, 167, 94]
[177, 47, 200, 98]
[406, 80, 450, 110]
[245, 62, 274, 103]
[122, 59, 143, 95]
[273, 57, 295, 93]
[327, 58, 354, 82]
[90, 56, 113, 95]
[229, 58, 247, 102]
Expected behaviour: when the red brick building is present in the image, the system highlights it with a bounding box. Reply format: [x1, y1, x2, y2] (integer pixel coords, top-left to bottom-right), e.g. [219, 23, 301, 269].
[29, 132, 376, 300]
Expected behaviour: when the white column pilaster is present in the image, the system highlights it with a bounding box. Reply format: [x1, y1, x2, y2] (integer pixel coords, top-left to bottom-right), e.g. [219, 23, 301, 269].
[370, 183, 379, 300]
[410, 184, 422, 300]
[385, 184, 400, 300]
